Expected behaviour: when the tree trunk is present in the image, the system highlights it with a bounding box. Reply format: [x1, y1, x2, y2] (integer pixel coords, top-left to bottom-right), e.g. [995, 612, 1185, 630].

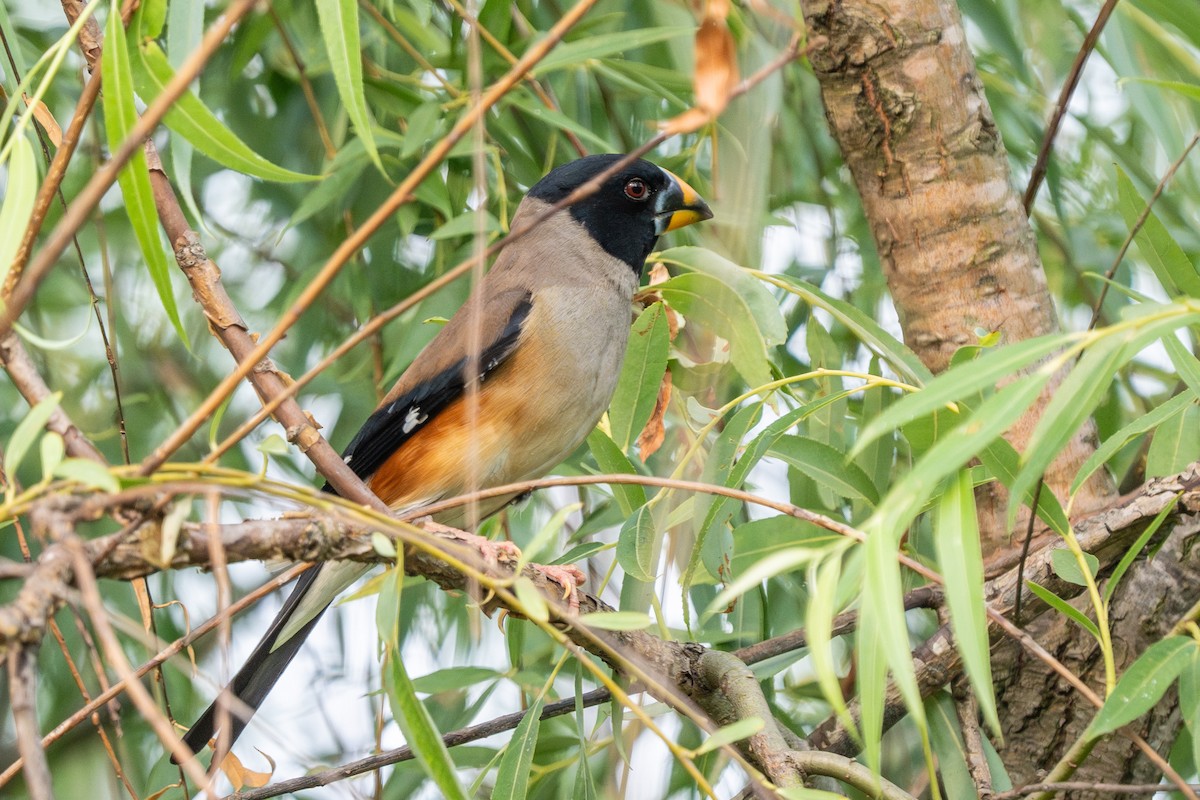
[796, 0, 1191, 789]
[797, 0, 1113, 551]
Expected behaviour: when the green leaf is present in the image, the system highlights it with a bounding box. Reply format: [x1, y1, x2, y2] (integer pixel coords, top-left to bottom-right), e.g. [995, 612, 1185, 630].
[686, 403, 762, 590]
[762, 274, 932, 384]
[383, 651, 469, 800]
[806, 556, 857, 740]
[935, 470, 1000, 737]
[102, 3, 188, 346]
[1089, 637, 1197, 738]
[371, 531, 397, 558]
[291, 146, 370, 225]
[137, 0, 165, 38]
[1123, 77, 1200, 103]
[375, 564, 404, 646]
[130, 40, 318, 183]
[926, 691, 976, 800]
[1026, 581, 1101, 639]
[1104, 496, 1179, 604]
[5, 392, 62, 482]
[493, 697, 543, 800]
[531, 27, 690, 74]
[550, 541, 608, 566]
[256, 434, 289, 456]
[657, 271, 774, 388]
[315, 0, 382, 173]
[513, 577, 549, 623]
[504, 93, 615, 152]
[1115, 167, 1200, 297]
[616, 505, 657, 582]
[1146, 400, 1200, 478]
[855, 332, 1071, 456]
[705, 546, 823, 619]
[864, 526, 927, 732]
[1009, 320, 1190, 527]
[585, 428, 646, 516]
[1163, 334, 1200, 397]
[857, 600, 887, 773]
[400, 100, 443, 160]
[768, 436, 880, 506]
[52, 458, 120, 494]
[659, 247, 788, 346]
[1180, 649, 1200, 772]
[872, 373, 1051, 539]
[778, 789, 849, 800]
[412, 667, 501, 694]
[0, 134, 36, 288]
[609, 303, 669, 452]
[693, 717, 764, 756]
[1072, 389, 1197, 493]
[39, 433, 64, 482]
[1050, 548, 1099, 586]
[518, 502, 581, 567]
[576, 611, 652, 631]
[430, 210, 502, 241]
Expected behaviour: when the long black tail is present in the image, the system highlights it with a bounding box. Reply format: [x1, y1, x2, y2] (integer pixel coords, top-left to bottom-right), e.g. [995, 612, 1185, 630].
[175, 565, 329, 761]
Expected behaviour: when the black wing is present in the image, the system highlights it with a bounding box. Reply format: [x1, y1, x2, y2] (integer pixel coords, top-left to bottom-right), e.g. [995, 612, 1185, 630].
[330, 293, 532, 488]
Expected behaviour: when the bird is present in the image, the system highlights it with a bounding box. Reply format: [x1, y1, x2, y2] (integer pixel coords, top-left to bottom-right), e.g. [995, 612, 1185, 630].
[179, 154, 712, 759]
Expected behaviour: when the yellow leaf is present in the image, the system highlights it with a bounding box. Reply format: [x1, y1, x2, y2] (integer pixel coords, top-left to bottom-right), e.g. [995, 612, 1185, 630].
[218, 747, 276, 790]
[23, 94, 62, 147]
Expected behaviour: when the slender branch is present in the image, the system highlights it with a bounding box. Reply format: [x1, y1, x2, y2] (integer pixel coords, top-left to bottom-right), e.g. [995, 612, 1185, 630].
[794, 751, 918, 800]
[996, 782, 1200, 799]
[1023, 0, 1120, 212]
[6, 646, 54, 800]
[226, 690, 614, 800]
[61, 533, 215, 791]
[0, 565, 310, 790]
[1087, 128, 1200, 330]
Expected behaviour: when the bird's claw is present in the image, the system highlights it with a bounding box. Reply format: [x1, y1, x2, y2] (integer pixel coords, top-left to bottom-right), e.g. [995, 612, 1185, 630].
[532, 563, 586, 614]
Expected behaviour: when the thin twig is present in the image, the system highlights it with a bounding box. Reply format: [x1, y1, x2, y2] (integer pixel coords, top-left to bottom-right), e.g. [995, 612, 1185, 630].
[0, 565, 311, 789]
[1023, 0, 1120, 212]
[226, 689, 613, 800]
[63, 532, 216, 790]
[952, 674, 992, 799]
[6, 646, 54, 800]
[1087, 128, 1200, 331]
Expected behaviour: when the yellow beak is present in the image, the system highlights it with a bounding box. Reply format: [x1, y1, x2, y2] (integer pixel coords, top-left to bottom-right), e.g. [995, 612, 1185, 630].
[659, 169, 714, 232]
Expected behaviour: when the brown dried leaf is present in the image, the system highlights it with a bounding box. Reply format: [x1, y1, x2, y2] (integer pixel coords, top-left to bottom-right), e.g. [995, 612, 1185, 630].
[661, 1, 739, 134]
[660, 107, 712, 137]
[647, 261, 671, 286]
[636, 370, 672, 460]
[145, 781, 182, 800]
[24, 95, 62, 147]
[219, 747, 276, 790]
[693, 15, 738, 115]
[131, 578, 154, 629]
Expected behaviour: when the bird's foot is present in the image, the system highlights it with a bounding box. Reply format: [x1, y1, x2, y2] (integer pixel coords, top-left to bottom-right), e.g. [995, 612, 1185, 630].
[531, 563, 586, 614]
[418, 518, 522, 564]
[416, 518, 583, 613]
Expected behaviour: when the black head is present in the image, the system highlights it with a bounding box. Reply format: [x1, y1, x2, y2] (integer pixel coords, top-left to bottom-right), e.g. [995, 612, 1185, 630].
[526, 154, 712, 273]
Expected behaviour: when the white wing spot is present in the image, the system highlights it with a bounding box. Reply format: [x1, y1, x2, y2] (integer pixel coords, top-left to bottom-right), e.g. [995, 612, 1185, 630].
[402, 406, 428, 434]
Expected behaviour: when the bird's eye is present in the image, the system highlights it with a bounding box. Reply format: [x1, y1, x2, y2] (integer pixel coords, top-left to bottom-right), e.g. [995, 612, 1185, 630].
[624, 178, 649, 201]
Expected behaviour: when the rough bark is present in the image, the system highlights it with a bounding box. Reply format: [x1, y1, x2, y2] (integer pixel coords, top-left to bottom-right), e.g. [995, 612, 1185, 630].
[990, 505, 1200, 793]
[795, 0, 1190, 790]
[798, 0, 1114, 551]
